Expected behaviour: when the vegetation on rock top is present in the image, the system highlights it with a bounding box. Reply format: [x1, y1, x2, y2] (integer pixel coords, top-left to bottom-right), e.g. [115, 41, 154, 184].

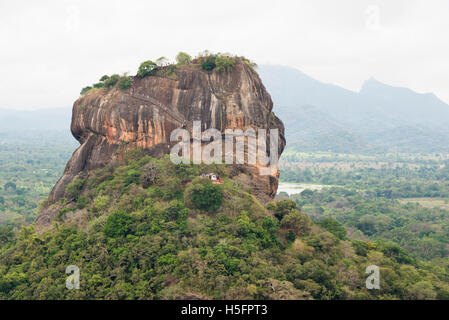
[80, 51, 257, 96]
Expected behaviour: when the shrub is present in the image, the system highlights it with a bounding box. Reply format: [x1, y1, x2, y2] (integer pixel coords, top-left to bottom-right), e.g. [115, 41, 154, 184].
[167, 64, 176, 75]
[93, 82, 104, 88]
[377, 241, 415, 264]
[65, 179, 85, 201]
[58, 207, 74, 219]
[163, 200, 188, 222]
[185, 178, 222, 212]
[118, 76, 131, 90]
[94, 195, 110, 213]
[0, 226, 14, 245]
[137, 60, 157, 77]
[274, 200, 297, 221]
[125, 169, 140, 186]
[405, 281, 437, 300]
[317, 218, 347, 240]
[176, 52, 192, 65]
[0, 272, 27, 294]
[76, 195, 88, 210]
[156, 65, 177, 78]
[158, 253, 178, 266]
[103, 210, 134, 238]
[280, 211, 311, 236]
[162, 177, 183, 200]
[80, 86, 92, 95]
[243, 58, 257, 69]
[262, 216, 280, 233]
[286, 230, 296, 242]
[215, 55, 236, 72]
[99, 75, 109, 82]
[201, 55, 216, 71]
[352, 240, 369, 257]
[104, 74, 120, 88]
[141, 162, 159, 188]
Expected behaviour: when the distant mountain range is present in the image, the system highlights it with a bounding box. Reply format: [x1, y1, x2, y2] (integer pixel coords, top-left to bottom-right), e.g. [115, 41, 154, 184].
[2, 65, 449, 154]
[258, 65, 449, 154]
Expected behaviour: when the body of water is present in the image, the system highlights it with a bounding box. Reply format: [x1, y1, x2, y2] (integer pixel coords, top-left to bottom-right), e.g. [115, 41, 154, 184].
[277, 182, 328, 196]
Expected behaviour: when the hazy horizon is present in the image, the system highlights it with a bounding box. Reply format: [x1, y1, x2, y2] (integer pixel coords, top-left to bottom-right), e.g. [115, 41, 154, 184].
[0, 63, 447, 111]
[2, 0, 449, 110]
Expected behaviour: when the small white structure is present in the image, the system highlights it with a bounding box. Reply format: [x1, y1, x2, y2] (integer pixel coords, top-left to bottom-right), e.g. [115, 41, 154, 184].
[201, 173, 220, 181]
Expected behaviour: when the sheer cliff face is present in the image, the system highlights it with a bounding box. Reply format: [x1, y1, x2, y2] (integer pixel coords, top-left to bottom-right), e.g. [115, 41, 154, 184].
[37, 60, 285, 227]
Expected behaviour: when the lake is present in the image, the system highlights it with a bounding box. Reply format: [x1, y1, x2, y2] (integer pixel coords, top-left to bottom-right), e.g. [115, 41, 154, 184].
[277, 182, 328, 196]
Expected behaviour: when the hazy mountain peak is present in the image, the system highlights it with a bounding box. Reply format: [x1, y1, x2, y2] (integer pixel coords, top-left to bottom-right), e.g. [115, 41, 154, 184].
[257, 64, 449, 153]
[359, 77, 402, 95]
[359, 77, 442, 102]
[361, 76, 381, 88]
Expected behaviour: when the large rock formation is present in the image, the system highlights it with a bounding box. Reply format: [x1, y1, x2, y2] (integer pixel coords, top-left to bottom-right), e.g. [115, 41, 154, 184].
[36, 59, 285, 227]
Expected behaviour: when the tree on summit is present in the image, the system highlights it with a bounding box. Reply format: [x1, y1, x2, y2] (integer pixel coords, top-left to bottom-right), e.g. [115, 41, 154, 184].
[176, 52, 192, 65]
[137, 60, 157, 77]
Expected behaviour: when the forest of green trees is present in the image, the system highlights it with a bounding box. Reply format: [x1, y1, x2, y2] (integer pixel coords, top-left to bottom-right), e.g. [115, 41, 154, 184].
[279, 156, 449, 262]
[2, 116, 449, 299]
[2, 150, 449, 299]
[0, 131, 76, 226]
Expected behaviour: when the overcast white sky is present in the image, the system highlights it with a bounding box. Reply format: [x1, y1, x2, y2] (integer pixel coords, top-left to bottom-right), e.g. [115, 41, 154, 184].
[1, 0, 449, 109]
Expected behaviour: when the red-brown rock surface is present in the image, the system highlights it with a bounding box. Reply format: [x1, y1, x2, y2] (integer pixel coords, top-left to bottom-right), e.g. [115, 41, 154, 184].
[36, 60, 285, 227]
